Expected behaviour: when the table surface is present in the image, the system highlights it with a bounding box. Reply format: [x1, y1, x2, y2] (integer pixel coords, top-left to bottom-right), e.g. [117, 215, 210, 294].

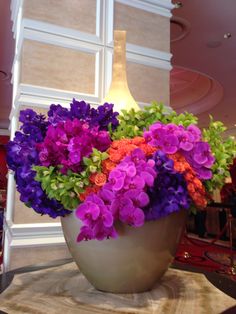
[0, 259, 236, 314]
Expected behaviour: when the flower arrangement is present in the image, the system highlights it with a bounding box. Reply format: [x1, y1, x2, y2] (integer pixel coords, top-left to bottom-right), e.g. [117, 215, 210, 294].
[7, 99, 236, 242]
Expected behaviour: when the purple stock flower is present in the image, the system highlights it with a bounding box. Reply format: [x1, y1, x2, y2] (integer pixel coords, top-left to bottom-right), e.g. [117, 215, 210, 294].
[90, 103, 119, 131]
[48, 99, 119, 132]
[7, 99, 120, 220]
[70, 99, 119, 131]
[153, 150, 174, 172]
[19, 109, 37, 124]
[7, 122, 70, 218]
[19, 109, 48, 142]
[145, 150, 190, 220]
[37, 119, 111, 173]
[47, 104, 71, 125]
[70, 99, 91, 121]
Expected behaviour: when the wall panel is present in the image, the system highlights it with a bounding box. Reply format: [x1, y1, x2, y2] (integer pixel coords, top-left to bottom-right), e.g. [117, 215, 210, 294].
[114, 2, 170, 52]
[127, 62, 169, 104]
[21, 40, 96, 94]
[13, 191, 59, 224]
[23, 0, 97, 34]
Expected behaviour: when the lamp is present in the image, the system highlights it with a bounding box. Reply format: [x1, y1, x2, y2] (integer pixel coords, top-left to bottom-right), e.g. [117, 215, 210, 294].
[103, 30, 140, 112]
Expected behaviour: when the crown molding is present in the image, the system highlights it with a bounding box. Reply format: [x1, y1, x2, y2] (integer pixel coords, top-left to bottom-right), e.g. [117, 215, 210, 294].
[9, 84, 101, 120]
[4, 220, 65, 248]
[23, 18, 103, 47]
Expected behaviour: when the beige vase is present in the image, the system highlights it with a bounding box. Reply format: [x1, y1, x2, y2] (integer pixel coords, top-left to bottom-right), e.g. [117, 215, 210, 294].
[61, 209, 186, 293]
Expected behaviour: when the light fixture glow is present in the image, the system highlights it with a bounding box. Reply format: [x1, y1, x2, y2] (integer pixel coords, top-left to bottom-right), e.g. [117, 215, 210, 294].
[224, 33, 232, 39]
[103, 30, 140, 112]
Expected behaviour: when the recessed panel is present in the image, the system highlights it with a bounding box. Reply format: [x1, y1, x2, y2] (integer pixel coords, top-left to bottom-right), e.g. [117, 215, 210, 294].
[20, 106, 49, 116]
[21, 40, 95, 94]
[114, 2, 170, 52]
[127, 62, 169, 105]
[14, 191, 59, 223]
[23, 0, 97, 34]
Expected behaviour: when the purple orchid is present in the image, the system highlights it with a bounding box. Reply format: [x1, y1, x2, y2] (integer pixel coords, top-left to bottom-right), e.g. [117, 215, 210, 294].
[192, 142, 215, 167]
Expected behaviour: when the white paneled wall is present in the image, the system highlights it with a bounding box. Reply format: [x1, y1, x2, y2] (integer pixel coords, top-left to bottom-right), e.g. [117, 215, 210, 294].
[3, 0, 173, 271]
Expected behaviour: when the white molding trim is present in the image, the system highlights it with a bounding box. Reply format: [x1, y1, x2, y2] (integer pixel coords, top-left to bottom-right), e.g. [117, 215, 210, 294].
[105, 41, 172, 63]
[95, 48, 104, 100]
[22, 23, 102, 54]
[127, 43, 172, 62]
[103, 48, 113, 98]
[11, 0, 23, 37]
[9, 84, 102, 120]
[115, 0, 174, 17]
[96, 0, 104, 40]
[0, 129, 10, 136]
[3, 219, 66, 271]
[23, 18, 103, 46]
[4, 221, 65, 247]
[105, 0, 115, 45]
[6, 223, 65, 247]
[127, 51, 172, 70]
[5, 172, 16, 222]
[19, 84, 100, 104]
[3, 223, 11, 272]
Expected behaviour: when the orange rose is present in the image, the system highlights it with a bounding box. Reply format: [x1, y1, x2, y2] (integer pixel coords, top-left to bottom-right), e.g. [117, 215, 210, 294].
[132, 136, 145, 145]
[94, 172, 107, 187]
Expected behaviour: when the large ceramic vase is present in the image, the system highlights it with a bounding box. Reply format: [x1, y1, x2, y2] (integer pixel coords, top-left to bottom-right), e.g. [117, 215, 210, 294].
[61, 30, 186, 293]
[61, 209, 186, 293]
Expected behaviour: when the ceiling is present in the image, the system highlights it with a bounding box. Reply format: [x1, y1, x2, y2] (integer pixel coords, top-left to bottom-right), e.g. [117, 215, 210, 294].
[171, 0, 236, 134]
[0, 1, 236, 135]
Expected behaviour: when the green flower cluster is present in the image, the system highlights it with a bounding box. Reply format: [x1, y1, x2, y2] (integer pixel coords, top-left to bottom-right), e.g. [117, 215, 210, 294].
[83, 148, 108, 176]
[202, 116, 236, 193]
[111, 101, 198, 140]
[34, 166, 88, 210]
